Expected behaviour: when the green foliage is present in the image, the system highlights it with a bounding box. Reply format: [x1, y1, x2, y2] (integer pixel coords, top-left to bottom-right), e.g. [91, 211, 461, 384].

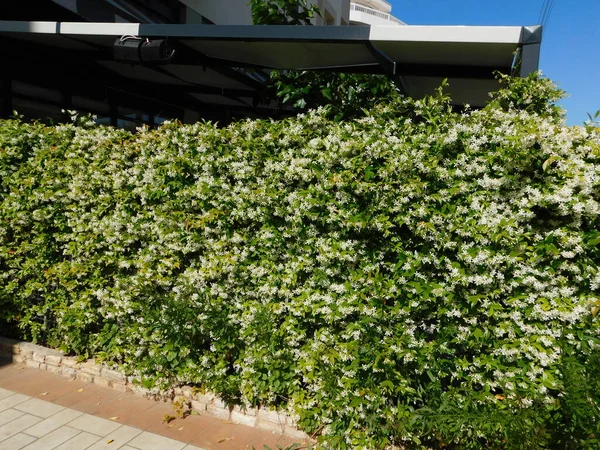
[1, 75, 600, 449]
[545, 345, 600, 449]
[271, 70, 400, 121]
[489, 72, 566, 119]
[249, 0, 400, 120]
[248, 0, 321, 25]
[586, 110, 600, 133]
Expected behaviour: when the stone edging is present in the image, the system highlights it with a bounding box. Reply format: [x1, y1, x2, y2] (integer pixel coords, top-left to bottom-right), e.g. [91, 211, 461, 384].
[0, 336, 308, 440]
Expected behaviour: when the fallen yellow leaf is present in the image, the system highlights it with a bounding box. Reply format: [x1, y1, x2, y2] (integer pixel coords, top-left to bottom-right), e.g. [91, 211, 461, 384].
[40, 392, 49, 396]
[109, 417, 119, 420]
[107, 439, 114, 444]
[178, 427, 184, 431]
[77, 389, 84, 392]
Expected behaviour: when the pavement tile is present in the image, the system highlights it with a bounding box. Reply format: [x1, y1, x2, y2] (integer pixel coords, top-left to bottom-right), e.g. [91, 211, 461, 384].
[67, 393, 148, 421]
[28, 379, 90, 403]
[127, 430, 187, 450]
[142, 413, 218, 444]
[118, 401, 174, 431]
[0, 393, 31, 413]
[276, 435, 306, 448]
[0, 389, 14, 401]
[14, 398, 66, 418]
[87, 424, 142, 450]
[235, 427, 294, 450]
[0, 408, 26, 426]
[20, 425, 81, 450]
[25, 407, 84, 438]
[54, 431, 102, 450]
[190, 421, 268, 450]
[216, 434, 266, 450]
[0, 373, 61, 396]
[64, 387, 123, 416]
[0, 366, 40, 389]
[0, 432, 37, 450]
[91, 395, 158, 423]
[0, 365, 292, 450]
[67, 397, 115, 418]
[51, 384, 103, 409]
[0, 413, 42, 442]
[67, 413, 122, 436]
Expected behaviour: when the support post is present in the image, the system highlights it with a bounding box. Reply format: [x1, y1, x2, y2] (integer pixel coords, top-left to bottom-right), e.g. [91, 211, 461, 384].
[365, 42, 407, 95]
[519, 43, 541, 77]
[518, 25, 543, 77]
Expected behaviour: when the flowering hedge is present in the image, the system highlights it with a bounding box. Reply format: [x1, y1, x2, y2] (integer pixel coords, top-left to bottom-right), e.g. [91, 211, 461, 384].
[1, 75, 599, 449]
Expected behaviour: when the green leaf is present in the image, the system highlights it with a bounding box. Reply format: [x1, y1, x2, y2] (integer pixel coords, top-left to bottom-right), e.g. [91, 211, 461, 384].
[321, 88, 333, 101]
[542, 155, 560, 172]
[293, 98, 307, 109]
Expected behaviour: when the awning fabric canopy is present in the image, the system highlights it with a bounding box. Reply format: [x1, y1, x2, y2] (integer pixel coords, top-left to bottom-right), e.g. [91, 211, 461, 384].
[0, 20, 542, 113]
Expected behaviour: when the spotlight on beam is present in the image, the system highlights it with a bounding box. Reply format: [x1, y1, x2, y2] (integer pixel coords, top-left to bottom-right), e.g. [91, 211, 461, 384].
[114, 36, 175, 64]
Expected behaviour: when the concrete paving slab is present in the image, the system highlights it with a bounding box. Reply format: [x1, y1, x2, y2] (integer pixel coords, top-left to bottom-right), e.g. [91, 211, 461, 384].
[20, 425, 81, 450]
[0, 432, 37, 450]
[0, 364, 302, 450]
[127, 430, 187, 450]
[87, 424, 142, 449]
[0, 413, 42, 442]
[0, 393, 30, 413]
[0, 408, 26, 426]
[14, 397, 66, 418]
[0, 389, 14, 402]
[67, 413, 122, 437]
[53, 431, 102, 450]
[25, 408, 84, 438]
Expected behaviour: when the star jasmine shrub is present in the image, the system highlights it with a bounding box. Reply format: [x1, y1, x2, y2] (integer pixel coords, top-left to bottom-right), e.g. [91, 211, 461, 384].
[1, 73, 599, 449]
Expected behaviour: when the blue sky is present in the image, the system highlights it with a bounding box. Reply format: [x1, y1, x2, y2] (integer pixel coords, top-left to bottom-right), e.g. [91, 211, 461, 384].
[389, 0, 600, 125]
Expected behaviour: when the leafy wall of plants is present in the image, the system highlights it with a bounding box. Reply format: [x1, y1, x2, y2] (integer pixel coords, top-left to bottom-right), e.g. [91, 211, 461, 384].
[1, 75, 600, 449]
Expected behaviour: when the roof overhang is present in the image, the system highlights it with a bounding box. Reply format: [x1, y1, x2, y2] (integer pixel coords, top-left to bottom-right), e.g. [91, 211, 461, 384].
[0, 20, 542, 112]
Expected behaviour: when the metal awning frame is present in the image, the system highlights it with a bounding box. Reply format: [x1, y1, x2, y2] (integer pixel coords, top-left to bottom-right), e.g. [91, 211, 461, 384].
[0, 21, 543, 119]
[0, 20, 543, 77]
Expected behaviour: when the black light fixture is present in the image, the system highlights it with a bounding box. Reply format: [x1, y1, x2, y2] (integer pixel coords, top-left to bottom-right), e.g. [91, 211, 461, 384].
[114, 36, 175, 64]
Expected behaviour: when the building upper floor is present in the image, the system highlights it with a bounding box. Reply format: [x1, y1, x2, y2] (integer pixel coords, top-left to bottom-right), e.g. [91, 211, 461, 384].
[349, 0, 404, 26]
[176, 0, 351, 26]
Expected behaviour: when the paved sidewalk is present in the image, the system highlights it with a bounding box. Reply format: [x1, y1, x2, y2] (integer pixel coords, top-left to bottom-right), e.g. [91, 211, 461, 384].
[0, 363, 300, 450]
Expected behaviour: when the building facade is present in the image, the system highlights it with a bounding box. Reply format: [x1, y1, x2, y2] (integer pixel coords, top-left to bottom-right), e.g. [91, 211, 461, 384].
[349, 0, 404, 26]
[178, 0, 350, 26]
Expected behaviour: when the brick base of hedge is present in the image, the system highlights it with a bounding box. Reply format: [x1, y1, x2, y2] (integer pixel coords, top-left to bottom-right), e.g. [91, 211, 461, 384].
[0, 336, 308, 440]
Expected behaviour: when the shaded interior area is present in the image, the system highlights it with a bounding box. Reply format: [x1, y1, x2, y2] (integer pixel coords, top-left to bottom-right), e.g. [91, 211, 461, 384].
[0, 9, 539, 126]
